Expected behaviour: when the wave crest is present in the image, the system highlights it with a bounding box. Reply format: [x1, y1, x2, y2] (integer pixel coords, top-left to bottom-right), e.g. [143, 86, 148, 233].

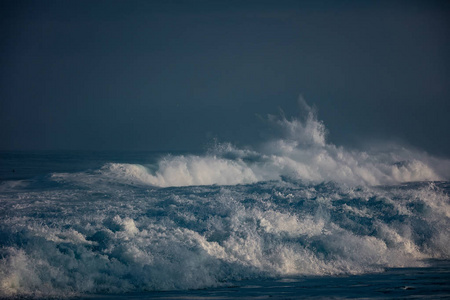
[96, 99, 446, 187]
[102, 155, 259, 187]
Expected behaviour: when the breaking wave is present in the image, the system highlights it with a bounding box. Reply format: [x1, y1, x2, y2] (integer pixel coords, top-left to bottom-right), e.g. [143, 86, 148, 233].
[86, 99, 448, 188]
[1, 180, 449, 298]
[1, 99, 449, 298]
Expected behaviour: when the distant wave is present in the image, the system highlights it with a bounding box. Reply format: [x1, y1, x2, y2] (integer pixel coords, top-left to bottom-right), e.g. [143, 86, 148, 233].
[89, 99, 448, 187]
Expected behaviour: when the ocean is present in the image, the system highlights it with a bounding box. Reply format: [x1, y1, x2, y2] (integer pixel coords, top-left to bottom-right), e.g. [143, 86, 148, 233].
[1, 109, 449, 299]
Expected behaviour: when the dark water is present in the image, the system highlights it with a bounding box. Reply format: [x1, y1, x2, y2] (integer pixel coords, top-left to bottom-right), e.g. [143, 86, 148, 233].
[90, 260, 450, 299]
[0, 150, 175, 181]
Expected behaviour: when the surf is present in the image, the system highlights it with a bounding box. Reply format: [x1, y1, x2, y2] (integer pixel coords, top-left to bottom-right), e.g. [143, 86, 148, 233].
[0, 100, 449, 298]
[81, 98, 449, 188]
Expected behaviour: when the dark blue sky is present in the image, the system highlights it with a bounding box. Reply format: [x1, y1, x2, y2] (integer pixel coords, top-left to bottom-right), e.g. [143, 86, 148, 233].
[1, 0, 449, 155]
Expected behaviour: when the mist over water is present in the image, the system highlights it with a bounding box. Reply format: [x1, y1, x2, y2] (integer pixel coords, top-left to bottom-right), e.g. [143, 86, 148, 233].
[0, 101, 449, 298]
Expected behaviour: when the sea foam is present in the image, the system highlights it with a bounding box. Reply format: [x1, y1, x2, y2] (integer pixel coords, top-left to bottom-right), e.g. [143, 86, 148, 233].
[1, 180, 449, 297]
[90, 99, 447, 188]
[1, 100, 449, 298]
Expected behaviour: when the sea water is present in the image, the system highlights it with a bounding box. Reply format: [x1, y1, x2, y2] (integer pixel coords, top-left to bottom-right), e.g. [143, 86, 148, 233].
[1, 104, 449, 298]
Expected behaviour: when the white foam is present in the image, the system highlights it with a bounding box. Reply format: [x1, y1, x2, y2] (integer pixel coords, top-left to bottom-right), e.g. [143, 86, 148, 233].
[101, 155, 259, 187]
[1, 99, 449, 297]
[92, 99, 446, 188]
[1, 180, 449, 297]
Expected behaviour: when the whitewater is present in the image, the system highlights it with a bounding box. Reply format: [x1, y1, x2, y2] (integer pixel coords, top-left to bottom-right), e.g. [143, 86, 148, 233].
[1, 100, 449, 298]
